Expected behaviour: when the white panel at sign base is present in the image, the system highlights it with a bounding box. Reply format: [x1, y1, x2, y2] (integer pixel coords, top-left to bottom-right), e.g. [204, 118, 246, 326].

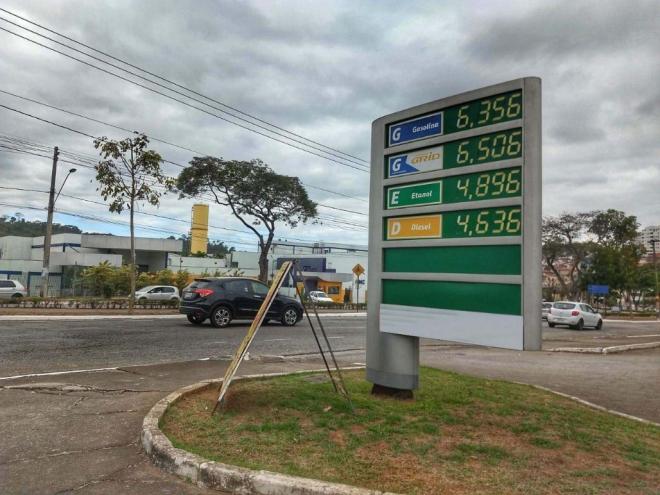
[380, 304, 524, 350]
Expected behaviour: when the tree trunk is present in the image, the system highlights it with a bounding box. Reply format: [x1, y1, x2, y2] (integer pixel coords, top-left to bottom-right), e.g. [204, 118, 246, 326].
[258, 252, 268, 283]
[129, 195, 135, 314]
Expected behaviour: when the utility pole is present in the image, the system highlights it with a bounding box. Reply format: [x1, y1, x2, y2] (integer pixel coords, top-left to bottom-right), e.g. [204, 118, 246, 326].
[652, 238, 659, 320]
[40, 146, 59, 298]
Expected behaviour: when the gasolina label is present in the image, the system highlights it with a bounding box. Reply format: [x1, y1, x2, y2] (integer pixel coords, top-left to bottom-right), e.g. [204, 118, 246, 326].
[388, 112, 443, 147]
[388, 145, 443, 178]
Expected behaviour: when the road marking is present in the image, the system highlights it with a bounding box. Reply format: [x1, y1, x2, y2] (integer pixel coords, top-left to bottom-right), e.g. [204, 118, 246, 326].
[328, 336, 344, 339]
[0, 366, 120, 381]
[261, 338, 290, 342]
[626, 334, 660, 338]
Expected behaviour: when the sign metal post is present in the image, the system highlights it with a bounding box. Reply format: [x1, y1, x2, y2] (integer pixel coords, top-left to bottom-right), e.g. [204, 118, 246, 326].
[367, 78, 542, 393]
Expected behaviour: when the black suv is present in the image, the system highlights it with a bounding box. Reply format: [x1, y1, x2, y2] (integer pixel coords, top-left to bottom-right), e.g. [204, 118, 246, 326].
[179, 277, 303, 328]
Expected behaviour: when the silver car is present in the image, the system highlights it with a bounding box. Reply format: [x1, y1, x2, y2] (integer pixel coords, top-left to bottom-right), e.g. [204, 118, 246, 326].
[547, 301, 603, 330]
[0, 279, 28, 299]
[542, 302, 553, 320]
[134, 285, 180, 302]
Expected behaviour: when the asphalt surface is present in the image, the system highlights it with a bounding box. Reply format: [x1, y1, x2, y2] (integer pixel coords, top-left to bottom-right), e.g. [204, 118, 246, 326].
[0, 315, 368, 377]
[0, 314, 658, 494]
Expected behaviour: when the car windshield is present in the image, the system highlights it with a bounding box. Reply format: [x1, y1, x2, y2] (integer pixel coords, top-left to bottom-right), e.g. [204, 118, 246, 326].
[554, 303, 576, 310]
[543, 303, 552, 308]
[138, 286, 155, 292]
[314, 292, 329, 297]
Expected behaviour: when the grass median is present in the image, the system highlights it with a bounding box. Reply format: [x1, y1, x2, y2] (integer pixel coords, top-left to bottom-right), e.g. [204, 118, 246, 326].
[161, 368, 659, 494]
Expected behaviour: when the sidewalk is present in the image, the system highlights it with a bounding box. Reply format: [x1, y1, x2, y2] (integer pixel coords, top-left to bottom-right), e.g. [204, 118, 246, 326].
[0, 356, 361, 495]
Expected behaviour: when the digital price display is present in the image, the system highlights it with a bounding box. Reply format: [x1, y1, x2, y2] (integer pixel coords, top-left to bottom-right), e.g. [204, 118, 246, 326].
[387, 128, 522, 178]
[369, 78, 541, 394]
[385, 206, 521, 240]
[386, 167, 522, 209]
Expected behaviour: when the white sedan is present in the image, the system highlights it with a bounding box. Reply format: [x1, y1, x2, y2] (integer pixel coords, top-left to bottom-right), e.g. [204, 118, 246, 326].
[547, 301, 603, 330]
[309, 291, 334, 305]
[134, 285, 180, 302]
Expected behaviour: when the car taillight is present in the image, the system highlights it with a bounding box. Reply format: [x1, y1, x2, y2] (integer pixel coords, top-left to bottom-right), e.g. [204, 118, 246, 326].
[571, 310, 580, 316]
[194, 288, 214, 297]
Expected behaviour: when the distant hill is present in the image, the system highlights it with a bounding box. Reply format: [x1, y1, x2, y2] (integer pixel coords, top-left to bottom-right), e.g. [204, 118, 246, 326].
[0, 215, 82, 237]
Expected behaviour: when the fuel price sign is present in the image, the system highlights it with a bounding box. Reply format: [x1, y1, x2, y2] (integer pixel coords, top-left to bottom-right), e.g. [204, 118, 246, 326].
[367, 78, 541, 393]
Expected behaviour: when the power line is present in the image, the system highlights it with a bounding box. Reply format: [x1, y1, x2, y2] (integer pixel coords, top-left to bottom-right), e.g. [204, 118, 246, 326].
[0, 100, 370, 206]
[0, 21, 370, 173]
[0, 7, 369, 166]
[0, 148, 368, 237]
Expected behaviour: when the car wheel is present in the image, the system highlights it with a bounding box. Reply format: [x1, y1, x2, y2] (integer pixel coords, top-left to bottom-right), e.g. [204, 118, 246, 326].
[575, 319, 584, 331]
[171, 296, 180, 302]
[548, 322, 555, 328]
[281, 307, 299, 326]
[11, 293, 23, 299]
[211, 306, 233, 328]
[187, 314, 205, 325]
[138, 297, 147, 303]
[595, 319, 603, 330]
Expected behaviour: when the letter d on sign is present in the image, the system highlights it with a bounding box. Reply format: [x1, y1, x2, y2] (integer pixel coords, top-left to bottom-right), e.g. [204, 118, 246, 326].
[391, 221, 401, 236]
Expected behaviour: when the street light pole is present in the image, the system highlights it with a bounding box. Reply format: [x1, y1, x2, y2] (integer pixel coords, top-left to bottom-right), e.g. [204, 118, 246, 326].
[40, 150, 77, 298]
[40, 147, 59, 298]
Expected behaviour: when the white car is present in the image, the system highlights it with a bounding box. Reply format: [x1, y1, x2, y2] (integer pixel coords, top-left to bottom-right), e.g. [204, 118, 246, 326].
[134, 285, 180, 302]
[547, 301, 603, 330]
[309, 291, 334, 305]
[542, 302, 553, 320]
[0, 279, 27, 299]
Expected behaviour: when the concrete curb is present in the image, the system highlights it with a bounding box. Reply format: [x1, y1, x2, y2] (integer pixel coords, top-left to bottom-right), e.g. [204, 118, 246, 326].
[141, 368, 400, 495]
[549, 341, 660, 354]
[523, 383, 660, 428]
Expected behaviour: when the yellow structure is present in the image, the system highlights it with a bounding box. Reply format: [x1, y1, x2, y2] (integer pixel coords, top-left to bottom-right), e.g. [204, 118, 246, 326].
[190, 204, 209, 255]
[317, 279, 345, 304]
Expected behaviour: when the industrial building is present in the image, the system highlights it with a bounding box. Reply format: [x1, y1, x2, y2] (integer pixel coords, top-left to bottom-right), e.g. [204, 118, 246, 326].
[0, 204, 368, 301]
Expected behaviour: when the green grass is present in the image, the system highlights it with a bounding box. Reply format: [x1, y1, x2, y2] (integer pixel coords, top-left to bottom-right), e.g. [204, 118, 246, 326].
[161, 368, 660, 494]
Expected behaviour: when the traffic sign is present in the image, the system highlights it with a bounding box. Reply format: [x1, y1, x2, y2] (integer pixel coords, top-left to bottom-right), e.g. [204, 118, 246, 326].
[352, 263, 365, 277]
[587, 284, 609, 295]
[367, 78, 542, 393]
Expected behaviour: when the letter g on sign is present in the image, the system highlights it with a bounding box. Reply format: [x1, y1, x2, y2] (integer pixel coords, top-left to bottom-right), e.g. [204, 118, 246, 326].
[391, 127, 401, 143]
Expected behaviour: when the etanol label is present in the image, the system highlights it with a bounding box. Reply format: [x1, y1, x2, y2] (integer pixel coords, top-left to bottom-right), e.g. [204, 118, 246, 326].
[388, 145, 443, 178]
[387, 181, 442, 209]
[386, 214, 442, 240]
[388, 112, 443, 147]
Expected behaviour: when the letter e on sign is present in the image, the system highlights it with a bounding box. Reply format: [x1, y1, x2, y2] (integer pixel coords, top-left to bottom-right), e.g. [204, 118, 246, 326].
[391, 191, 400, 205]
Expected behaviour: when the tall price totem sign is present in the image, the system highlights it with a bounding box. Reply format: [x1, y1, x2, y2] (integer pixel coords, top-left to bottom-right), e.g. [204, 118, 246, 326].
[367, 78, 542, 392]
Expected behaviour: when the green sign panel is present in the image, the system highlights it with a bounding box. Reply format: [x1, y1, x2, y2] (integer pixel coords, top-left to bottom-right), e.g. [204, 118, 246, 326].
[386, 180, 441, 209]
[443, 90, 522, 135]
[386, 167, 522, 210]
[386, 128, 522, 179]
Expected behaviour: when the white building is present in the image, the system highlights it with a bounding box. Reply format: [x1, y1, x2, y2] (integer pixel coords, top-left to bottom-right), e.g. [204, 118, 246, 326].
[637, 225, 660, 252]
[0, 233, 182, 296]
[226, 240, 369, 303]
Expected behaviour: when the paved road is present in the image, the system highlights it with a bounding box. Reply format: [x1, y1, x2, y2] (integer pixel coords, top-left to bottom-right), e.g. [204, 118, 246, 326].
[0, 316, 368, 377]
[1, 315, 658, 377]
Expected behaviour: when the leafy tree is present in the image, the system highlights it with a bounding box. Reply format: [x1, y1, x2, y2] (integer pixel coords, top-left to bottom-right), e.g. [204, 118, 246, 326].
[94, 134, 174, 311]
[177, 158, 317, 282]
[82, 261, 115, 298]
[582, 210, 642, 308]
[0, 215, 81, 237]
[542, 212, 592, 299]
[174, 270, 192, 292]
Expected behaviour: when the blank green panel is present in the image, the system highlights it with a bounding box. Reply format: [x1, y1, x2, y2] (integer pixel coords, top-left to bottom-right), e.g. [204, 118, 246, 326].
[383, 245, 521, 275]
[382, 280, 521, 315]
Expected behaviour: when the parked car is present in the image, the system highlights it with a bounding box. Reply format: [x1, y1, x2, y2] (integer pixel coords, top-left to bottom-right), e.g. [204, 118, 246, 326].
[179, 277, 303, 328]
[309, 291, 334, 305]
[547, 301, 603, 330]
[134, 285, 180, 302]
[0, 279, 27, 299]
[542, 302, 553, 320]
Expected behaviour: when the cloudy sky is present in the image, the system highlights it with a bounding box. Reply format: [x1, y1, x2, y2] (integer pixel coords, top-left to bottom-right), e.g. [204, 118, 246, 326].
[0, 0, 658, 250]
